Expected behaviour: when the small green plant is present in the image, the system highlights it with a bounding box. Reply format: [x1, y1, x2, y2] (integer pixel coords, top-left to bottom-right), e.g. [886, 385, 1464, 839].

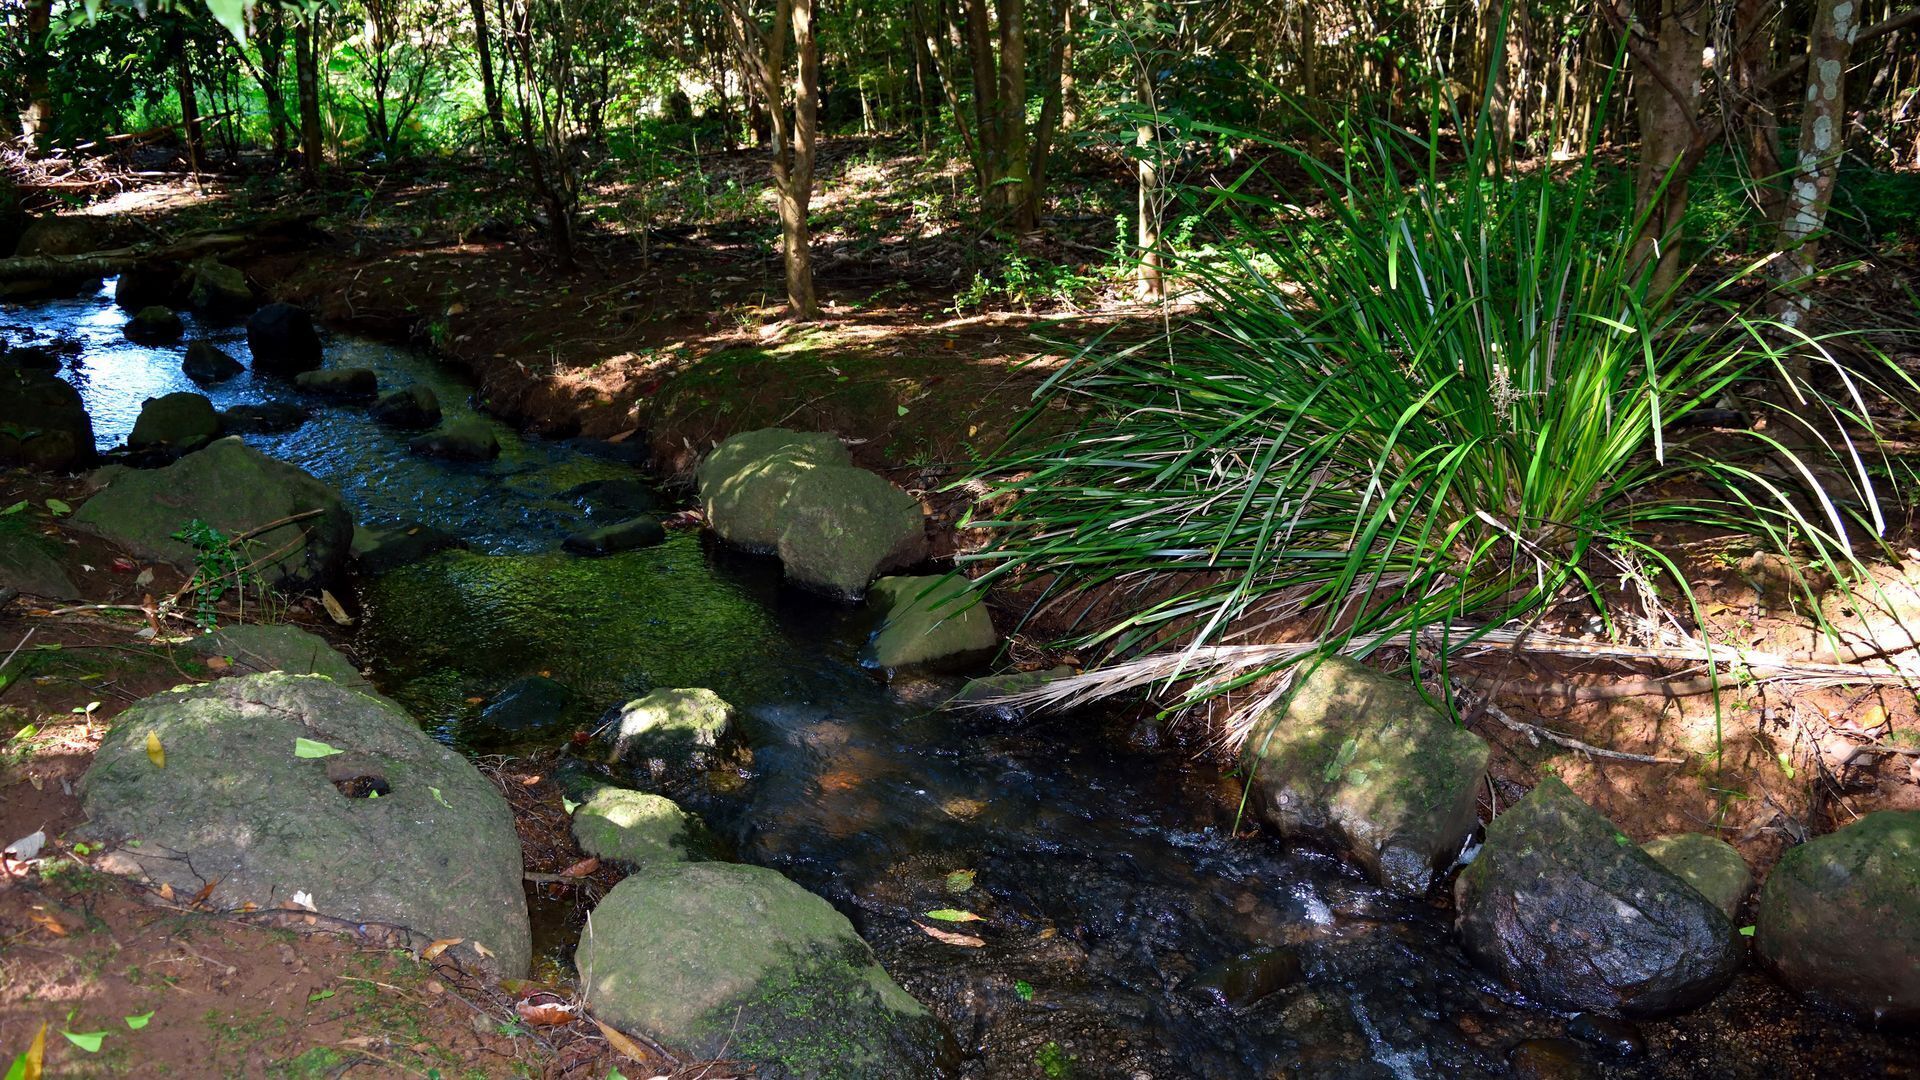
[170, 519, 252, 631]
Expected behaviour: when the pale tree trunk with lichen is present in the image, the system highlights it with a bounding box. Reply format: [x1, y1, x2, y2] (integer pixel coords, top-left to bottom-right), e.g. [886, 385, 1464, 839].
[1770, 0, 1861, 341]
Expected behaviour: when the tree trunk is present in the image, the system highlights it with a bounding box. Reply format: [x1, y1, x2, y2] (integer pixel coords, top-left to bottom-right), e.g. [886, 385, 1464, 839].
[782, 0, 822, 317]
[257, 5, 291, 163]
[1135, 72, 1162, 299]
[1770, 0, 1862, 332]
[1023, 0, 1069, 231]
[295, 19, 326, 185]
[468, 0, 510, 144]
[175, 38, 207, 174]
[1621, 0, 1709, 298]
[993, 0, 1029, 226]
[18, 0, 52, 150]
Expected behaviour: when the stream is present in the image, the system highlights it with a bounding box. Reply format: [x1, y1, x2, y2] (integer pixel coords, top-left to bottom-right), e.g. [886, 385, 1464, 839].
[11, 281, 1917, 1078]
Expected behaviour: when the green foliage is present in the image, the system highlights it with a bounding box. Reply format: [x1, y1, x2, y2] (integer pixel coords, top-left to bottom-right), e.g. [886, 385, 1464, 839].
[169, 518, 251, 631]
[962, 104, 1914, 719]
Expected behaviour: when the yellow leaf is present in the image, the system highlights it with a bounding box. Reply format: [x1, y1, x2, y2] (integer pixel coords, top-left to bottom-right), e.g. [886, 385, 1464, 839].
[422, 937, 463, 960]
[1863, 703, 1888, 730]
[320, 590, 355, 626]
[145, 732, 165, 769]
[18, 1021, 47, 1080]
[591, 1017, 650, 1063]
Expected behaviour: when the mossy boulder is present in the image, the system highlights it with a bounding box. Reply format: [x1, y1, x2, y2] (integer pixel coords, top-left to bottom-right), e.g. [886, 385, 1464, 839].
[182, 341, 243, 385]
[123, 305, 184, 344]
[295, 367, 379, 402]
[72, 436, 354, 590]
[245, 302, 323, 374]
[1643, 833, 1752, 920]
[459, 674, 573, 748]
[578, 862, 947, 1078]
[1243, 656, 1487, 895]
[185, 259, 252, 315]
[863, 575, 997, 669]
[697, 428, 852, 553]
[1456, 777, 1740, 1017]
[370, 385, 441, 429]
[0, 367, 93, 470]
[608, 687, 734, 768]
[114, 264, 184, 310]
[409, 418, 499, 461]
[1755, 810, 1920, 1025]
[0, 521, 79, 600]
[776, 465, 926, 598]
[570, 787, 700, 866]
[563, 516, 666, 556]
[349, 521, 463, 575]
[127, 391, 221, 458]
[185, 623, 367, 689]
[79, 673, 530, 976]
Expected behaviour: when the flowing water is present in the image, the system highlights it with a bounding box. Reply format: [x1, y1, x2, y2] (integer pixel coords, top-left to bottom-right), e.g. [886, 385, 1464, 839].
[12, 282, 1917, 1079]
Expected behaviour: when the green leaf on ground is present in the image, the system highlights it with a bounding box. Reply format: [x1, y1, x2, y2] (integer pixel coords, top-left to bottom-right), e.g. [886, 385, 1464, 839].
[293, 738, 344, 759]
[308, 988, 335, 1004]
[43, 499, 70, 516]
[429, 786, 452, 809]
[945, 869, 976, 894]
[1014, 980, 1034, 1002]
[924, 909, 983, 923]
[60, 1030, 107, 1053]
[124, 1013, 152, 1030]
[1, 501, 26, 516]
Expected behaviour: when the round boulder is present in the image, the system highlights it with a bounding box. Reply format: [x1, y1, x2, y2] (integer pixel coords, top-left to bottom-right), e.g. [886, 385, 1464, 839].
[1455, 776, 1741, 1017]
[0, 368, 94, 471]
[608, 687, 733, 769]
[409, 418, 499, 461]
[295, 367, 379, 402]
[1642, 833, 1752, 920]
[185, 259, 253, 315]
[863, 575, 997, 670]
[570, 787, 701, 866]
[246, 302, 323, 374]
[459, 674, 573, 748]
[182, 341, 244, 385]
[127, 391, 221, 458]
[370, 385, 441, 429]
[697, 428, 852, 554]
[776, 465, 926, 599]
[1756, 810, 1920, 1025]
[579, 862, 947, 1078]
[124, 305, 184, 344]
[79, 673, 530, 975]
[115, 265, 185, 310]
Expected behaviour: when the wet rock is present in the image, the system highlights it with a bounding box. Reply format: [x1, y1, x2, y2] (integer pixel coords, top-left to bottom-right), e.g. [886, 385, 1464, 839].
[369, 384, 441, 429]
[1455, 776, 1740, 1016]
[72, 436, 354, 590]
[295, 367, 379, 401]
[219, 401, 310, 434]
[79, 673, 530, 977]
[563, 516, 665, 556]
[0, 368, 94, 471]
[463, 674, 573, 746]
[1241, 656, 1488, 895]
[1508, 1038, 1598, 1080]
[1192, 946, 1303, 1010]
[3, 216, 107, 299]
[245, 302, 323, 374]
[579, 861, 946, 1078]
[1, 344, 61, 370]
[562, 477, 657, 515]
[776, 465, 927, 598]
[349, 521, 462, 575]
[949, 665, 1077, 725]
[127, 391, 221, 458]
[0, 524, 79, 600]
[123, 304, 184, 344]
[185, 623, 368, 689]
[409, 418, 499, 461]
[185, 259, 252, 315]
[1565, 1013, 1646, 1060]
[1755, 809, 1920, 1025]
[114, 264, 184, 310]
[864, 575, 997, 670]
[697, 428, 852, 553]
[608, 687, 733, 769]
[1642, 832, 1752, 919]
[570, 787, 700, 866]
[181, 341, 243, 384]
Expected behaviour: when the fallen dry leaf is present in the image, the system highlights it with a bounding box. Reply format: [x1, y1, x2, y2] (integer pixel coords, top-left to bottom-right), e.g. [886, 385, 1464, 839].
[320, 590, 355, 626]
[913, 920, 985, 948]
[592, 1016, 653, 1063]
[27, 906, 70, 937]
[191, 877, 222, 907]
[422, 937, 464, 960]
[559, 857, 600, 878]
[515, 995, 580, 1026]
[205, 656, 231, 673]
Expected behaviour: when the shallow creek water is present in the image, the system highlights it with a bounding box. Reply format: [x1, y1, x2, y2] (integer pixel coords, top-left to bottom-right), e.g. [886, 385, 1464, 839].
[13, 282, 1917, 1078]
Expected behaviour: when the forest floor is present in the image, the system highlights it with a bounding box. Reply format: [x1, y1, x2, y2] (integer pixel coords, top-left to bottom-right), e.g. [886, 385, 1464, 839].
[6, 135, 1920, 1076]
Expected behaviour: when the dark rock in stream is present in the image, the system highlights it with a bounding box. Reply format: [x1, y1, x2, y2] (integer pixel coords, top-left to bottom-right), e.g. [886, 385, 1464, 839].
[127, 391, 221, 459]
[863, 575, 997, 669]
[246, 302, 323, 373]
[561, 476, 657, 514]
[219, 401, 311, 434]
[1508, 1038, 1600, 1080]
[1, 343, 62, 370]
[181, 341, 244, 384]
[1191, 946, 1304, 1010]
[562, 515, 665, 556]
[1455, 776, 1741, 1017]
[369, 384, 441, 428]
[114, 264, 185, 310]
[409, 417, 500, 461]
[349, 521, 463, 575]
[295, 366, 379, 401]
[463, 674, 573, 747]
[123, 304, 184, 344]
[185, 259, 252, 315]
[0, 368, 94, 471]
[1566, 1012, 1646, 1059]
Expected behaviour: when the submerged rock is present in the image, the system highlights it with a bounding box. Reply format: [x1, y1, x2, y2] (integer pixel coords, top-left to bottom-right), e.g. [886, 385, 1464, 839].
[123, 304, 184, 344]
[1241, 656, 1487, 895]
[1508, 1038, 1599, 1080]
[127, 391, 221, 458]
[79, 673, 529, 976]
[1, 343, 61, 370]
[0, 368, 93, 471]
[72, 436, 353, 590]
[295, 367, 379, 401]
[949, 665, 1077, 725]
[1755, 810, 1920, 1025]
[864, 575, 996, 669]
[1455, 776, 1740, 1017]
[562, 516, 665, 556]
[185, 259, 252, 315]
[570, 787, 700, 866]
[608, 687, 733, 769]
[181, 341, 244, 385]
[698, 428, 851, 553]
[349, 521, 462, 575]
[579, 861, 947, 1078]
[409, 418, 499, 461]
[776, 464, 926, 598]
[0, 523, 79, 600]
[246, 302, 323, 374]
[562, 477, 657, 515]
[461, 674, 573, 747]
[184, 623, 367, 688]
[219, 401, 310, 434]
[369, 384, 441, 429]
[1642, 833, 1752, 919]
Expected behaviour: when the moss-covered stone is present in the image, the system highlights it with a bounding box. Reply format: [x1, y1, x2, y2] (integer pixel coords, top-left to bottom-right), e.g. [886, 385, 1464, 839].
[295, 367, 379, 402]
[408, 418, 499, 461]
[608, 687, 733, 767]
[186, 259, 252, 314]
[864, 575, 996, 669]
[0, 367, 94, 471]
[570, 787, 699, 866]
[578, 862, 946, 1078]
[185, 623, 367, 688]
[1643, 832, 1751, 919]
[1756, 810, 1920, 1024]
[562, 516, 665, 556]
[775, 465, 926, 598]
[124, 304, 184, 343]
[698, 429, 851, 553]
[182, 341, 243, 385]
[370, 385, 441, 429]
[127, 391, 221, 457]
[1242, 656, 1488, 895]
[0, 519, 78, 599]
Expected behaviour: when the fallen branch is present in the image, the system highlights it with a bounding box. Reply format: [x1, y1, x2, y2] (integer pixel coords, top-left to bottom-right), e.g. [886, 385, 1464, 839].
[0, 212, 321, 282]
[1461, 689, 1687, 765]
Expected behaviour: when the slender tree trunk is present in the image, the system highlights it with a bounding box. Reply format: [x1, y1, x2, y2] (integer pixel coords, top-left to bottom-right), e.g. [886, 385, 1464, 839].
[295, 18, 326, 185]
[1770, 0, 1862, 333]
[1135, 70, 1162, 299]
[1023, 0, 1069, 231]
[783, 0, 822, 316]
[994, 0, 1029, 226]
[176, 38, 207, 174]
[1734, 0, 1786, 222]
[469, 0, 511, 144]
[258, 6, 291, 163]
[1620, 0, 1709, 298]
[18, 0, 51, 150]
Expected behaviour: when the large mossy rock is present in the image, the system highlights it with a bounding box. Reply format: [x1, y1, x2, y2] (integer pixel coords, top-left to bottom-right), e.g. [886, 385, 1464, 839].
[1755, 810, 1920, 1025]
[185, 623, 367, 688]
[127, 391, 221, 458]
[0, 521, 79, 600]
[79, 674, 530, 976]
[370, 385, 441, 429]
[72, 437, 353, 590]
[608, 687, 734, 768]
[245, 302, 323, 374]
[1642, 833, 1752, 920]
[409, 418, 499, 461]
[579, 862, 947, 1078]
[1455, 777, 1740, 1017]
[571, 787, 700, 866]
[182, 341, 243, 385]
[0, 367, 94, 471]
[1242, 656, 1486, 895]
[864, 575, 996, 669]
[123, 305, 184, 344]
[776, 465, 926, 598]
[697, 428, 851, 553]
[185, 259, 252, 315]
